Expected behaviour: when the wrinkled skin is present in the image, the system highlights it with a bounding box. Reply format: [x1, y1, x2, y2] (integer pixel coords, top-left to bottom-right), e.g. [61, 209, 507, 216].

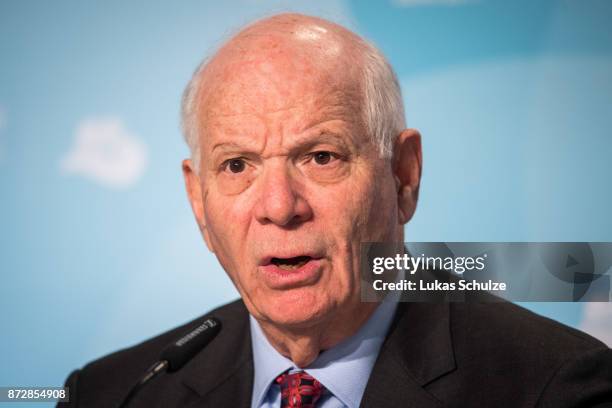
[183, 14, 422, 366]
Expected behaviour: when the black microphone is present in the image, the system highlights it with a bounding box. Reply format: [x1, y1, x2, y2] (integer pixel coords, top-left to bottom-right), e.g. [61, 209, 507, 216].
[118, 317, 222, 408]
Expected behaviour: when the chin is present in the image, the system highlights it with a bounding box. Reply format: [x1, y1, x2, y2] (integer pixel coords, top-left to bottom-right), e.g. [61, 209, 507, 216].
[257, 287, 337, 329]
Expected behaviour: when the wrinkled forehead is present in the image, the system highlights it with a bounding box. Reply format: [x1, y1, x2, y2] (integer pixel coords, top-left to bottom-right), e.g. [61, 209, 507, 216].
[197, 22, 365, 123]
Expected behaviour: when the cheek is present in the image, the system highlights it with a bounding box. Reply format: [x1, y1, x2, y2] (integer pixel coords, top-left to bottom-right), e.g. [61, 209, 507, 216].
[203, 192, 253, 273]
[344, 170, 398, 242]
[306, 172, 394, 280]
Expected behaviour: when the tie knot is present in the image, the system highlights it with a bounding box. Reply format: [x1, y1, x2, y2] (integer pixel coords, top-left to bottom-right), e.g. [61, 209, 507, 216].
[275, 371, 324, 408]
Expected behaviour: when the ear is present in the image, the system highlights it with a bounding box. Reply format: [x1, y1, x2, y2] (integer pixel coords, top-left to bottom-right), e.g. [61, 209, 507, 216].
[182, 159, 215, 253]
[393, 129, 422, 224]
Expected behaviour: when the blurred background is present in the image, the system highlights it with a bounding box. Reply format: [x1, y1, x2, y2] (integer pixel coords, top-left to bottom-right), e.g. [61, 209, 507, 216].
[1, 0, 611, 404]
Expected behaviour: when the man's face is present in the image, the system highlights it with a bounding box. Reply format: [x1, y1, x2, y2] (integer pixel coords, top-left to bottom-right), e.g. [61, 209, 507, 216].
[185, 38, 403, 329]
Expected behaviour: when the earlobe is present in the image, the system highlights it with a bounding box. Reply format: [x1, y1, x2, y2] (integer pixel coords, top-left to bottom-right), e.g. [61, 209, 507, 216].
[398, 188, 416, 224]
[182, 159, 215, 253]
[393, 129, 422, 224]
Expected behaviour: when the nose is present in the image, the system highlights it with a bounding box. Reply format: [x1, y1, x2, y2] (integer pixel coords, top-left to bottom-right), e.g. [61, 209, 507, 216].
[253, 162, 313, 227]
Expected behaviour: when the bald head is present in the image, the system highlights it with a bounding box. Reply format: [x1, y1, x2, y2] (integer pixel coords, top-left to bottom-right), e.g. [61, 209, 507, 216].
[212, 13, 364, 69]
[182, 13, 405, 172]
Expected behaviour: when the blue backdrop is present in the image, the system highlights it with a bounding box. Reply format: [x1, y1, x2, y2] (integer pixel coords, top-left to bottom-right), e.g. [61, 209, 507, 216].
[1, 1, 611, 404]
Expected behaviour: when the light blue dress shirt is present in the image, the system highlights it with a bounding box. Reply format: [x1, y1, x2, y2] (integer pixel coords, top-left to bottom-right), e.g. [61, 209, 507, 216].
[249, 293, 399, 408]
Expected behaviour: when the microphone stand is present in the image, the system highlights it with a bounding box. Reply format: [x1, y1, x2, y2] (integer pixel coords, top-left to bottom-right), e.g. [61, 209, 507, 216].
[117, 360, 168, 408]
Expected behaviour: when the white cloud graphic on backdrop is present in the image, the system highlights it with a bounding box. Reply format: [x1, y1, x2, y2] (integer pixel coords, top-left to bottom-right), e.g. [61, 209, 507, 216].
[60, 117, 147, 188]
[579, 303, 612, 347]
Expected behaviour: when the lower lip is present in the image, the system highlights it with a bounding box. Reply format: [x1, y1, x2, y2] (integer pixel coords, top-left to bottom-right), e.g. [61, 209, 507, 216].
[259, 258, 323, 289]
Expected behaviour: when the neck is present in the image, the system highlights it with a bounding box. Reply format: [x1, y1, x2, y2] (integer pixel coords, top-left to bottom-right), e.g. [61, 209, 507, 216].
[256, 301, 379, 367]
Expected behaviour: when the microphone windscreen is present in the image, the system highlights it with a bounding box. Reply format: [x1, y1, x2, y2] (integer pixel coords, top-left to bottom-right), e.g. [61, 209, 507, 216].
[160, 317, 222, 372]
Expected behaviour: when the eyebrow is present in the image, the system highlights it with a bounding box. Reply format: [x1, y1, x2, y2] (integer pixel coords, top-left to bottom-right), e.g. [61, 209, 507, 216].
[210, 141, 252, 153]
[295, 129, 351, 150]
[209, 128, 352, 155]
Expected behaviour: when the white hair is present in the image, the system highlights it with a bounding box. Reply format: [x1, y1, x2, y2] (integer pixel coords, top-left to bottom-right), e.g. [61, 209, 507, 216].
[180, 32, 406, 173]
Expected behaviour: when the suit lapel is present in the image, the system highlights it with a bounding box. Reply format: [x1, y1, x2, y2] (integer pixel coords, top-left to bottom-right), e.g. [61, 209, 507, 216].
[179, 302, 254, 408]
[360, 302, 456, 408]
[182, 359, 253, 408]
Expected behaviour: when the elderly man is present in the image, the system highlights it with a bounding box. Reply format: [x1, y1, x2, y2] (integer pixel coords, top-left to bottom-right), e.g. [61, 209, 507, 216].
[60, 13, 611, 408]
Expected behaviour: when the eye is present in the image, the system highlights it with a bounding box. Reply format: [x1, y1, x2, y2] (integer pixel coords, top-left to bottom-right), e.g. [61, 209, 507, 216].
[301, 149, 349, 183]
[312, 151, 334, 165]
[223, 158, 246, 173]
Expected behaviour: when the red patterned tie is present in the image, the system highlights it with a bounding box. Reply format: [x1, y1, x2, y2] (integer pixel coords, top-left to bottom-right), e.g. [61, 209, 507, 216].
[276, 371, 325, 408]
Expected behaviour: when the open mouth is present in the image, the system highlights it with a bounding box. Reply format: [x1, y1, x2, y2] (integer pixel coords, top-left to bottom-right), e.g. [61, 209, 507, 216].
[270, 255, 312, 270]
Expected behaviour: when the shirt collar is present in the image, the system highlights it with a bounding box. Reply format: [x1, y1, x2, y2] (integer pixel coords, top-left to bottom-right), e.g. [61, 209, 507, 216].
[250, 293, 399, 408]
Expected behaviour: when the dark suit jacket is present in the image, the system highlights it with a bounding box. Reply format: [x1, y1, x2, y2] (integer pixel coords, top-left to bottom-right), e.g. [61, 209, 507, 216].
[59, 299, 612, 407]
